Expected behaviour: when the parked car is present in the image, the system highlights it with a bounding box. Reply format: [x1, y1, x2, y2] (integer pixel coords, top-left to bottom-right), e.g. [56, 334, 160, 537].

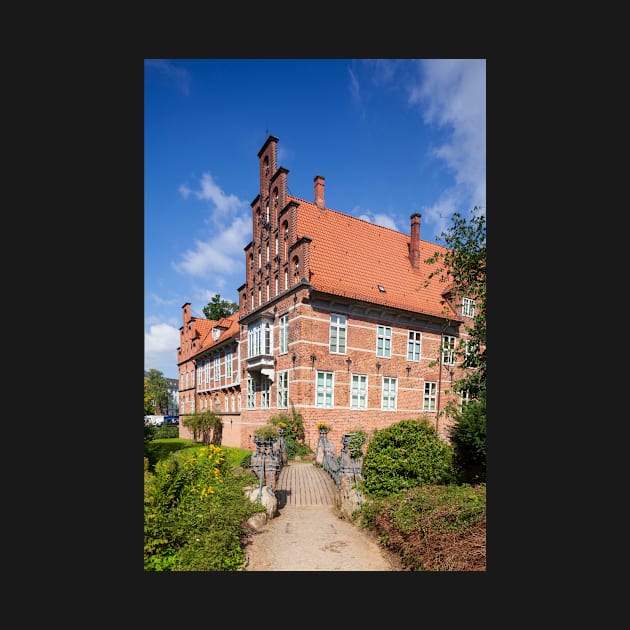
[144, 415, 165, 426]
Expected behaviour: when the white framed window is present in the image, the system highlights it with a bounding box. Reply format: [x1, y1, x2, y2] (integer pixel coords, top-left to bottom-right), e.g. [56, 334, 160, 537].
[225, 350, 233, 379]
[407, 330, 422, 361]
[279, 314, 288, 354]
[284, 269, 288, 290]
[266, 281, 269, 302]
[237, 392, 241, 411]
[442, 335, 456, 366]
[215, 396, 221, 412]
[463, 338, 478, 361]
[277, 370, 288, 408]
[248, 320, 272, 357]
[329, 313, 347, 354]
[376, 326, 392, 358]
[258, 287, 262, 306]
[214, 355, 221, 381]
[316, 371, 334, 408]
[460, 389, 472, 412]
[350, 374, 368, 409]
[462, 297, 475, 318]
[260, 376, 270, 408]
[381, 377, 397, 410]
[423, 381, 437, 412]
[246, 378, 255, 409]
[275, 275, 278, 296]
[231, 392, 235, 412]
[197, 365, 202, 386]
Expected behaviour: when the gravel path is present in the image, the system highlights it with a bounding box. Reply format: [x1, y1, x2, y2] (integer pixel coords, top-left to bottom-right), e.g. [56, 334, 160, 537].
[243, 463, 402, 573]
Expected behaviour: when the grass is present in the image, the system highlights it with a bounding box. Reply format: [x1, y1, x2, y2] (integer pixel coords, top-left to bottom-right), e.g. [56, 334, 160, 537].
[145, 438, 253, 471]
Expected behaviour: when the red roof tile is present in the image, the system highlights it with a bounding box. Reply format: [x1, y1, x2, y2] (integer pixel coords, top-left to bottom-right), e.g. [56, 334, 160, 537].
[290, 196, 455, 319]
[199, 312, 240, 351]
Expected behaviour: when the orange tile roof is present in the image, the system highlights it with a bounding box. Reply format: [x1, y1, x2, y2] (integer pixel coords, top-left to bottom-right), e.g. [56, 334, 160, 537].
[199, 312, 240, 351]
[290, 196, 456, 319]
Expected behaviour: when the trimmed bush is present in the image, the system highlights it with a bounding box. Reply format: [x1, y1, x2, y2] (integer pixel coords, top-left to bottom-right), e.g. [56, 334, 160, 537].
[361, 418, 454, 496]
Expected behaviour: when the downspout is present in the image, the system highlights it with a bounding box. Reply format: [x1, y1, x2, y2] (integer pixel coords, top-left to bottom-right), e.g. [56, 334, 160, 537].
[436, 319, 451, 435]
[436, 336, 442, 434]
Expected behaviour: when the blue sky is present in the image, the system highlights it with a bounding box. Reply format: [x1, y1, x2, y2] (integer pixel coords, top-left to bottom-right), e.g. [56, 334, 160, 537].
[144, 59, 486, 379]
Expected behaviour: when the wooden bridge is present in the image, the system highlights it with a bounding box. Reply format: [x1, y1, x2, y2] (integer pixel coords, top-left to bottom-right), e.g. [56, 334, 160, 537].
[274, 461, 338, 508]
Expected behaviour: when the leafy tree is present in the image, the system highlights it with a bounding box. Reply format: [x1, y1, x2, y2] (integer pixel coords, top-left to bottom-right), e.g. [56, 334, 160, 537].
[182, 411, 223, 445]
[424, 208, 486, 400]
[448, 397, 486, 483]
[424, 209, 486, 483]
[146, 369, 169, 415]
[203, 294, 238, 320]
[144, 378, 155, 415]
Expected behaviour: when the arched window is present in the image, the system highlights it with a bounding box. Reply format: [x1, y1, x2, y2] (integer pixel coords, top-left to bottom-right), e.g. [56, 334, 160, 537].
[273, 187, 279, 209]
[264, 155, 269, 176]
[293, 256, 300, 277]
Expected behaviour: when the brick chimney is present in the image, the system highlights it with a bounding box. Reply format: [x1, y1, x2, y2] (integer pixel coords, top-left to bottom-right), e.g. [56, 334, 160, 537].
[314, 175, 325, 209]
[182, 302, 192, 324]
[409, 213, 421, 268]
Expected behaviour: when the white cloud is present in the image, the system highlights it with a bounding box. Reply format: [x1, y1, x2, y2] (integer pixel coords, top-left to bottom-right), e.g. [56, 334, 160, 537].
[180, 172, 244, 218]
[144, 322, 180, 377]
[173, 214, 250, 277]
[348, 67, 361, 105]
[420, 189, 464, 243]
[357, 211, 399, 232]
[148, 292, 178, 306]
[409, 59, 486, 212]
[144, 59, 191, 96]
[173, 173, 250, 278]
[178, 183, 193, 199]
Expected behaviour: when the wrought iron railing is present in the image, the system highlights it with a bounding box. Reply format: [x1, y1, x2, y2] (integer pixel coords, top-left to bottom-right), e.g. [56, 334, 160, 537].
[317, 431, 363, 506]
[249, 428, 287, 500]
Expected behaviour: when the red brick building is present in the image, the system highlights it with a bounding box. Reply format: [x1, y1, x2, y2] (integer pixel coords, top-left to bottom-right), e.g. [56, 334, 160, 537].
[178, 135, 476, 453]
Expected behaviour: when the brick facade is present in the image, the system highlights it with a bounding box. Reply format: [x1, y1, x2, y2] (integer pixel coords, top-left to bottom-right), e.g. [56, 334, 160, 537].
[177, 135, 475, 455]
